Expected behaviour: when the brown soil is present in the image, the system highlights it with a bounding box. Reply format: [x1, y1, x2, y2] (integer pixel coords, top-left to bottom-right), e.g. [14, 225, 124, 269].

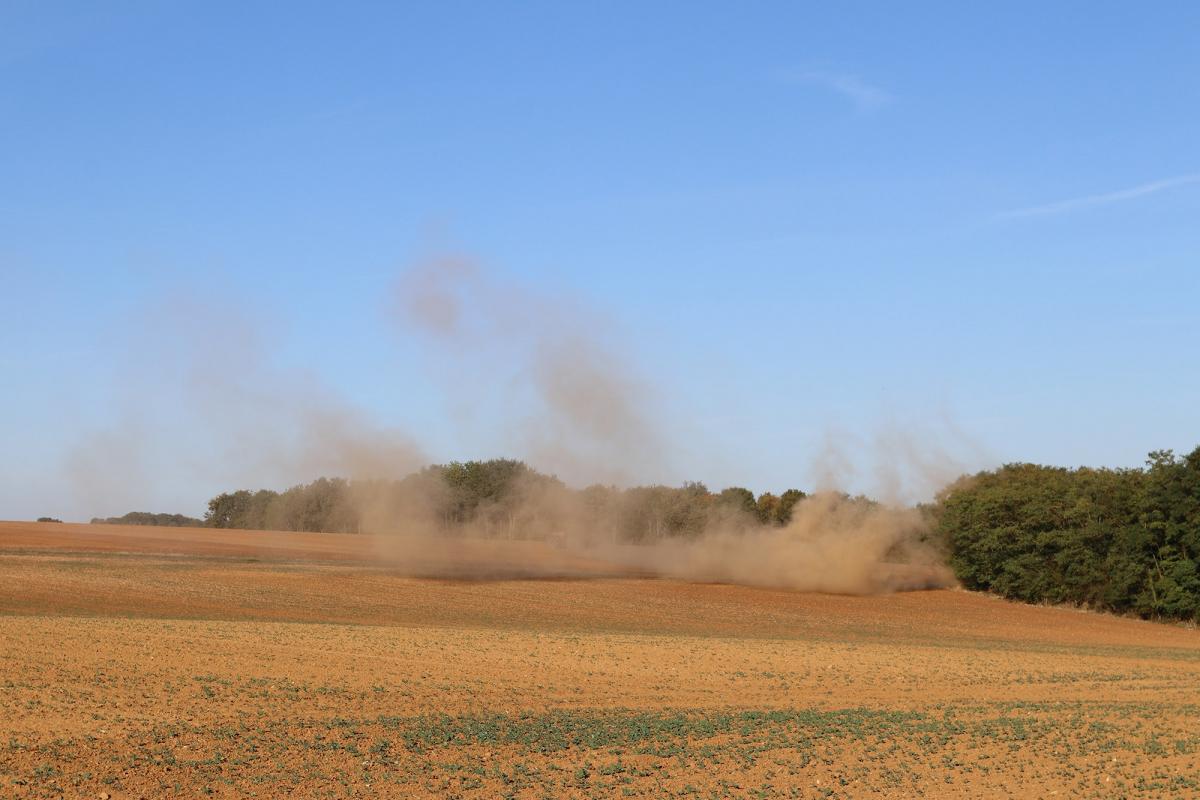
[1, 520, 1197, 799]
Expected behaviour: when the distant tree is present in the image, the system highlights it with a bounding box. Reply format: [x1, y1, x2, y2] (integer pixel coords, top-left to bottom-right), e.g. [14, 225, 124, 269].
[274, 478, 356, 533]
[775, 489, 807, 526]
[36, 516, 62, 523]
[667, 483, 712, 538]
[439, 459, 530, 526]
[755, 493, 779, 525]
[612, 484, 705, 542]
[205, 490, 258, 529]
[717, 487, 757, 517]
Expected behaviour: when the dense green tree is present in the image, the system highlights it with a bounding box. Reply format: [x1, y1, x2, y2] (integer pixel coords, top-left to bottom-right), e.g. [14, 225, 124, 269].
[938, 446, 1200, 621]
[1139, 449, 1200, 618]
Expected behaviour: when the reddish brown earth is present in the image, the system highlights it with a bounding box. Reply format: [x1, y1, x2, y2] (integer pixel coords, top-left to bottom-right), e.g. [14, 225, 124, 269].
[1, 520, 1198, 799]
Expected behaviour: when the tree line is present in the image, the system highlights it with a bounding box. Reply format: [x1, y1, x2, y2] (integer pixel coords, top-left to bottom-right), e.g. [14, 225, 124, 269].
[201, 459, 809, 542]
[937, 446, 1200, 621]
[90, 511, 204, 527]
[82, 444, 1200, 622]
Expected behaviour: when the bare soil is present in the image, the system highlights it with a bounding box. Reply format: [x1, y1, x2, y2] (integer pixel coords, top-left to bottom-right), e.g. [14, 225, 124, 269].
[1, 520, 1197, 799]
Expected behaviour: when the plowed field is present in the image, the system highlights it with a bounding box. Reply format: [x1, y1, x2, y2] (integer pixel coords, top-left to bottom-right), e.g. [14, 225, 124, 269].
[1, 520, 1197, 799]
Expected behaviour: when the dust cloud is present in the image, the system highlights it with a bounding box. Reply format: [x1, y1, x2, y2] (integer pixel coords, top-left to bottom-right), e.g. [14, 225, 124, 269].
[61, 294, 426, 519]
[601, 493, 953, 594]
[395, 255, 663, 487]
[348, 477, 954, 594]
[59, 255, 964, 595]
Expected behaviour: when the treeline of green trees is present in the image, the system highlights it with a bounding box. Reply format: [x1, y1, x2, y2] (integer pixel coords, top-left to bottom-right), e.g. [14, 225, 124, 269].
[937, 446, 1200, 621]
[85, 445, 1200, 622]
[203, 459, 809, 542]
[90, 511, 204, 527]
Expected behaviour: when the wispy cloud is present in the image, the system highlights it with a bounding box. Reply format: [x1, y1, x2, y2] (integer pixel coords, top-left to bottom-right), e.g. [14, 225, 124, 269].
[996, 173, 1200, 220]
[789, 71, 894, 113]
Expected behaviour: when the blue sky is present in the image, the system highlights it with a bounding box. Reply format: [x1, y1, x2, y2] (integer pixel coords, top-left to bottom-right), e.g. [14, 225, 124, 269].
[3, 2, 1198, 519]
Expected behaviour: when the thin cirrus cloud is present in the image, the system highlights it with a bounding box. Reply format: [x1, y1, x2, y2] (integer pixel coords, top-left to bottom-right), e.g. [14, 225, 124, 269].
[789, 70, 894, 113]
[996, 172, 1200, 221]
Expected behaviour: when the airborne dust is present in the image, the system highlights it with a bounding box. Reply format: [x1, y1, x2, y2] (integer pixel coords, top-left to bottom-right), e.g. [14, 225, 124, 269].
[64, 255, 962, 594]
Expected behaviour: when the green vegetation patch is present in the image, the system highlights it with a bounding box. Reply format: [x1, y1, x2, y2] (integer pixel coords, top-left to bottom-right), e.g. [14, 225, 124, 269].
[379, 707, 923, 753]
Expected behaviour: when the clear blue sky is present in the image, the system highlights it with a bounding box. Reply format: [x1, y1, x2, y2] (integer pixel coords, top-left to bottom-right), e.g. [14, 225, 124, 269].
[3, 2, 1199, 519]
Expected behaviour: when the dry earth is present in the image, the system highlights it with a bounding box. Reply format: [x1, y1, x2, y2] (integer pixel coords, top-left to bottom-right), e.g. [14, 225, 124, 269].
[1, 520, 1198, 799]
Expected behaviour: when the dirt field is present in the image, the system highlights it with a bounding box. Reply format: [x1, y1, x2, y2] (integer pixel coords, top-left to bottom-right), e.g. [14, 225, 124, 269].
[2, 521, 1198, 798]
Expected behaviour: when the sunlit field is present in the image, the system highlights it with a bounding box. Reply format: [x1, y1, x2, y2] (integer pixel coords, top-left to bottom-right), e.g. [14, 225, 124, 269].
[2, 521, 1198, 799]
